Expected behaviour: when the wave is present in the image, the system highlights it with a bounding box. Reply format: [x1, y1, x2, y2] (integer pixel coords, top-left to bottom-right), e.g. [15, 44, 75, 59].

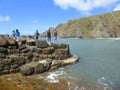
[98, 77, 118, 90]
[37, 68, 84, 90]
[95, 38, 120, 40]
[39, 68, 67, 83]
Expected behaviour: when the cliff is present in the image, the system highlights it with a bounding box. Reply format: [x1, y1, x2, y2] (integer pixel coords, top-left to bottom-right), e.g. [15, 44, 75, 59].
[41, 10, 120, 38]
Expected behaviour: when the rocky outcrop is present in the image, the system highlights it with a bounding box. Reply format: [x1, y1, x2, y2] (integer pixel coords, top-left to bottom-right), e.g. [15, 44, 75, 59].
[41, 10, 120, 38]
[0, 35, 78, 76]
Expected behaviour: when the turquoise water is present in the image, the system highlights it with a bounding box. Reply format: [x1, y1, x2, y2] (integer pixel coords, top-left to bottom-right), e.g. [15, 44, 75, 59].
[59, 38, 120, 90]
[40, 38, 120, 90]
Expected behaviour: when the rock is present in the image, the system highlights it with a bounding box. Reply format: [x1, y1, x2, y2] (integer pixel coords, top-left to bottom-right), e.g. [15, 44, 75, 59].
[50, 43, 59, 49]
[0, 47, 7, 53]
[32, 57, 39, 61]
[16, 57, 26, 66]
[36, 40, 48, 48]
[42, 47, 55, 54]
[7, 37, 18, 46]
[58, 44, 68, 48]
[39, 60, 52, 71]
[0, 64, 4, 71]
[43, 61, 52, 70]
[2, 70, 9, 74]
[26, 41, 35, 46]
[0, 35, 76, 76]
[0, 53, 6, 58]
[55, 48, 69, 55]
[26, 52, 34, 60]
[8, 49, 18, 54]
[50, 60, 61, 70]
[31, 48, 42, 53]
[0, 36, 8, 47]
[19, 45, 27, 51]
[22, 48, 30, 53]
[9, 69, 17, 73]
[20, 65, 34, 76]
[3, 64, 11, 70]
[34, 63, 44, 74]
[11, 64, 18, 69]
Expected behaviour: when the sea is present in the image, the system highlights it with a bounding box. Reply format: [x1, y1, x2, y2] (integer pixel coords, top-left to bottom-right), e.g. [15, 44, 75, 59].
[39, 38, 120, 90]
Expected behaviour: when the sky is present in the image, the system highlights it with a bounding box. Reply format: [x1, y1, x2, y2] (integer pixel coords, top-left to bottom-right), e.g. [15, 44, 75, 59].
[0, 0, 120, 35]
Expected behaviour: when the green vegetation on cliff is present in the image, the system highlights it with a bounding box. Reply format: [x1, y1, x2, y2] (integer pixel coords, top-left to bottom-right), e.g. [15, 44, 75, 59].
[41, 10, 120, 38]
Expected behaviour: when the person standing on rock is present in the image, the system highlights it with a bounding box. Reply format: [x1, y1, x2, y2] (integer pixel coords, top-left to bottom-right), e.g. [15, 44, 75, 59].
[12, 30, 15, 37]
[35, 30, 39, 40]
[54, 30, 57, 42]
[47, 29, 51, 41]
[15, 29, 20, 37]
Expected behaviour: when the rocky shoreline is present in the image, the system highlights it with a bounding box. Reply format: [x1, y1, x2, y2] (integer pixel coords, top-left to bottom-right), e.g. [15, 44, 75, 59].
[0, 35, 79, 76]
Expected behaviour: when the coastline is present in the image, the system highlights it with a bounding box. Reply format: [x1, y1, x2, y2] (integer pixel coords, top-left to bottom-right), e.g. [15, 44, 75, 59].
[0, 35, 80, 90]
[0, 72, 104, 90]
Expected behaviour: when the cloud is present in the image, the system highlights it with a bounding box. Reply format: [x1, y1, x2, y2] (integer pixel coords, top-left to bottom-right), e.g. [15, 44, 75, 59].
[0, 16, 10, 22]
[33, 20, 38, 24]
[54, 0, 119, 11]
[114, 3, 120, 11]
[33, 20, 39, 25]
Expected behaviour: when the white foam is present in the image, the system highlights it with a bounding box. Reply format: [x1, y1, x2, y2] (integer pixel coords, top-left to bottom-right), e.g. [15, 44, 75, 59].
[44, 70, 65, 83]
[98, 77, 113, 90]
[58, 67, 65, 70]
[109, 38, 120, 40]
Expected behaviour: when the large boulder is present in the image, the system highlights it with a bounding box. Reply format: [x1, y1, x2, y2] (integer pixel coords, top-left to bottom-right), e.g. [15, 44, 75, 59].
[34, 63, 44, 73]
[20, 65, 34, 76]
[36, 40, 48, 48]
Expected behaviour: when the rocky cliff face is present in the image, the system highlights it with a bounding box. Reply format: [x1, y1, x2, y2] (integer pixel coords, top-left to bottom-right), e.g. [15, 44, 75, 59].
[41, 10, 120, 38]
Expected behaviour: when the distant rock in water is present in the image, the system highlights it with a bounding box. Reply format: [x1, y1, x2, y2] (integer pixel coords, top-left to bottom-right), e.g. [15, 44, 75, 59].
[41, 10, 120, 38]
[0, 35, 78, 76]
